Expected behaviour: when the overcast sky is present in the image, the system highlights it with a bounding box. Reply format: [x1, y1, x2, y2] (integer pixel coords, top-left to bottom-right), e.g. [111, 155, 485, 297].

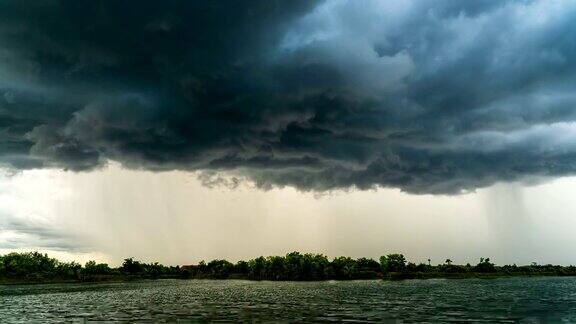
[2, 0, 576, 265]
[2, 164, 576, 266]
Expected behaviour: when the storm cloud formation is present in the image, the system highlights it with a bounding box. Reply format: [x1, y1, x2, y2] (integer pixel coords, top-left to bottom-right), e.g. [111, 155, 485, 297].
[1, 0, 576, 194]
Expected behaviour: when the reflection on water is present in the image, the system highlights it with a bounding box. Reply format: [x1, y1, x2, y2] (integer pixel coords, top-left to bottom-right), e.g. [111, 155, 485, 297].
[1, 277, 576, 322]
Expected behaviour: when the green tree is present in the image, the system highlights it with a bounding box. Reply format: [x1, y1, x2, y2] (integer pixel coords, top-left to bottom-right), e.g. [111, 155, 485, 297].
[122, 258, 143, 274]
[380, 254, 406, 272]
[475, 257, 496, 273]
[207, 259, 234, 279]
[249, 256, 267, 280]
[332, 256, 358, 279]
[84, 261, 110, 275]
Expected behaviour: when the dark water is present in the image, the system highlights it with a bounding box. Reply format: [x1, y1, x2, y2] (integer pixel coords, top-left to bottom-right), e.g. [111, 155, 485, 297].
[1, 277, 576, 323]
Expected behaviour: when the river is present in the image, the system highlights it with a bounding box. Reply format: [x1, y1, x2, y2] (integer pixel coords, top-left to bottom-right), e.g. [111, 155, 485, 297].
[1, 277, 576, 322]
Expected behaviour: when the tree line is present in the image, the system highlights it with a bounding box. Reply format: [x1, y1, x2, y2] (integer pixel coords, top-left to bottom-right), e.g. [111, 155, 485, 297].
[2, 251, 576, 283]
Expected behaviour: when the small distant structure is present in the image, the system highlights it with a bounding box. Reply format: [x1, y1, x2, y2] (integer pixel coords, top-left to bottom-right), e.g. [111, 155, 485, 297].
[181, 265, 199, 271]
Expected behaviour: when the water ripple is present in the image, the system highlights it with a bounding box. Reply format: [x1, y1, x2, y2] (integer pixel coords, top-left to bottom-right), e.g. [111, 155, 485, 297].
[1, 277, 576, 322]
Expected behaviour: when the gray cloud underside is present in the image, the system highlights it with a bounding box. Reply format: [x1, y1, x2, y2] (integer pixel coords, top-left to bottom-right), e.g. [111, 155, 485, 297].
[0, 213, 90, 252]
[1, 0, 576, 194]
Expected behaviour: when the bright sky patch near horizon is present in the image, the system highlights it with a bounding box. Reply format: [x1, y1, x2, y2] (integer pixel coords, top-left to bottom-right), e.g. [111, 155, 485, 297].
[2, 163, 576, 266]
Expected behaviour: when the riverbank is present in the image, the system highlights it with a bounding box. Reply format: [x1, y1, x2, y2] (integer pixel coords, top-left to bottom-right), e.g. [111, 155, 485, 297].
[4, 272, 576, 286]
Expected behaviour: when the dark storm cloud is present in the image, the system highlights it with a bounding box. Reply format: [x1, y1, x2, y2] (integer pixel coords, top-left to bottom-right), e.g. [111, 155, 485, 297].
[1, 0, 576, 193]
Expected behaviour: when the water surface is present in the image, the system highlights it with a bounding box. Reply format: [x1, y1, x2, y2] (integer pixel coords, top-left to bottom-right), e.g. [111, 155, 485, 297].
[1, 277, 576, 322]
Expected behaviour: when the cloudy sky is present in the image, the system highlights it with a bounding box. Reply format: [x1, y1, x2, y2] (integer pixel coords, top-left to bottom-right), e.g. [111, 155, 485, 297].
[2, 0, 576, 265]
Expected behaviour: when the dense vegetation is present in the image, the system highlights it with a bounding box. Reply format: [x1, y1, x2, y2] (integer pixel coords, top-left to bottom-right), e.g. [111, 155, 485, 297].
[2, 251, 576, 284]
